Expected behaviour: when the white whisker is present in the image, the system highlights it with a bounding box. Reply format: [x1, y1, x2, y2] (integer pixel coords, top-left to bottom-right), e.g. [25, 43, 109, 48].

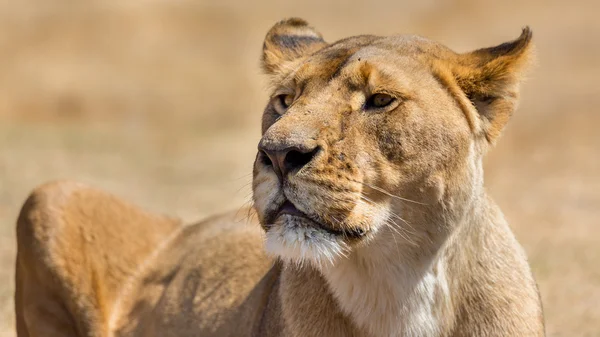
[361, 182, 428, 205]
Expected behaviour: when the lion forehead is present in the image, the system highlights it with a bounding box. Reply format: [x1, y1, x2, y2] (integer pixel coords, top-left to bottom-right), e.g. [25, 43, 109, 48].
[286, 39, 441, 95]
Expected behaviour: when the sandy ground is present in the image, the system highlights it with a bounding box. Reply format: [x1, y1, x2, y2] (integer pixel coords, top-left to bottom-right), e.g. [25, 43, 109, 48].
[0, 0, 598, 336]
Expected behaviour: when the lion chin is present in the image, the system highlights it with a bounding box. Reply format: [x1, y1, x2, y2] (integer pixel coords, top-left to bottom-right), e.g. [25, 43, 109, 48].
[264, 214, 348, 267]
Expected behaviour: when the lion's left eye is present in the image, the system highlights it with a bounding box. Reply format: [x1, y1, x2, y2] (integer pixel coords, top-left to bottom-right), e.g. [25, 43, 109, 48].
[273, 94, 295, 114]
[366, 93, 395, 109]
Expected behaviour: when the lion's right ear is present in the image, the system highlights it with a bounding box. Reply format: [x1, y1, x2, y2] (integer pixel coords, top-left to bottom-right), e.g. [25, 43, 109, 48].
[262, 18, 327, 75]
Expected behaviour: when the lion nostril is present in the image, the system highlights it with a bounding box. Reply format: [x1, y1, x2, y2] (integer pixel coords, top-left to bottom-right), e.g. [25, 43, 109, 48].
[284, 146, 319, 174]
[259, 151, 273, 167]
[258, 142, 320, 179]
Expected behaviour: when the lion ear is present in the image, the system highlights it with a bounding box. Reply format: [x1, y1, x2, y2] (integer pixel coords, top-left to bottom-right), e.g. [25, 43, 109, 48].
[454, 27, 534, 143]
[262, 18, 328, 75]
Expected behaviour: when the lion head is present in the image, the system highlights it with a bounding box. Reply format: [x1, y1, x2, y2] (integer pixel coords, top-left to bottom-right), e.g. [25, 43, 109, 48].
[252, 18, 532, 266]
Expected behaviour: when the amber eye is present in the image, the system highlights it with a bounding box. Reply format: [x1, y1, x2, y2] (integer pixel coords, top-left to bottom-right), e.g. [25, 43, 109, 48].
[273, 93, 295, 114]
[366, 93, 395, 109]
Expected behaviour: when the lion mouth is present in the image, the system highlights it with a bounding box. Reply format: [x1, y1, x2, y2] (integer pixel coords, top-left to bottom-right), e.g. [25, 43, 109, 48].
[269, 200, 367, 239]
[277, 200, 305, 218]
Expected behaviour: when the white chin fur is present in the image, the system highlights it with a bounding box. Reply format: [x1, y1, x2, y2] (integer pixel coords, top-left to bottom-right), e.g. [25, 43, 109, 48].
[265, 215, 348, 267]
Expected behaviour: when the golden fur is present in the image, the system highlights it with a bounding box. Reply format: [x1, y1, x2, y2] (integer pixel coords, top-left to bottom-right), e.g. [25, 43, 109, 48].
[15, 18, 544, 336]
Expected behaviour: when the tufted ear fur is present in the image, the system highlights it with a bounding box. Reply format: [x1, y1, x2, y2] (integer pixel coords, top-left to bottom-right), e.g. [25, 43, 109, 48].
[453, 27, 534, 143]
[262, 18, 328, 75]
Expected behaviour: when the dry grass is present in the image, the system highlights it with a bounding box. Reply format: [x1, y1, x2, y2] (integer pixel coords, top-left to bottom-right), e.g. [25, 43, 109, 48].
[1, 0, 598, 336]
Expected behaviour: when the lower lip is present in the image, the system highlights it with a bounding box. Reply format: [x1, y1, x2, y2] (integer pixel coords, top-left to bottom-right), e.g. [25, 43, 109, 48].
[277, 200, 305, 218]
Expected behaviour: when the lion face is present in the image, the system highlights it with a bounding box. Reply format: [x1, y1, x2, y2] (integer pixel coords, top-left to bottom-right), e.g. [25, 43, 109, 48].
[252, 19, 532, 266]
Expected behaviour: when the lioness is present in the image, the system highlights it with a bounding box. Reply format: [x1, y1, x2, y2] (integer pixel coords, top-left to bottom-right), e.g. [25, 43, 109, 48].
[15, 18, 544, 337]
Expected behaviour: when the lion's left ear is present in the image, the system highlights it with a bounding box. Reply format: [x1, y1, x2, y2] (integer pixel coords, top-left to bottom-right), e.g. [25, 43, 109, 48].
[262, 18, 328, 75]
[454, 27, 534, 143]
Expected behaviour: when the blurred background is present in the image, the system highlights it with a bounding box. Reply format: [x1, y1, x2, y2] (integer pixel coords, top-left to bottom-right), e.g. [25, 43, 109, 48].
[0, 0, 598, 335]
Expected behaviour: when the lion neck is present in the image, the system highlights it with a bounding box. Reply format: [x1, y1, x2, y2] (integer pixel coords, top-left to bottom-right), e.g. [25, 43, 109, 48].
[314, 168, 492, 337]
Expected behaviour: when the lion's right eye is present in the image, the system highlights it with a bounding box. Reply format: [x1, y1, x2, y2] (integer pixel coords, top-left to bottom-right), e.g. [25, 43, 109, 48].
[273, 94, 295, 114]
